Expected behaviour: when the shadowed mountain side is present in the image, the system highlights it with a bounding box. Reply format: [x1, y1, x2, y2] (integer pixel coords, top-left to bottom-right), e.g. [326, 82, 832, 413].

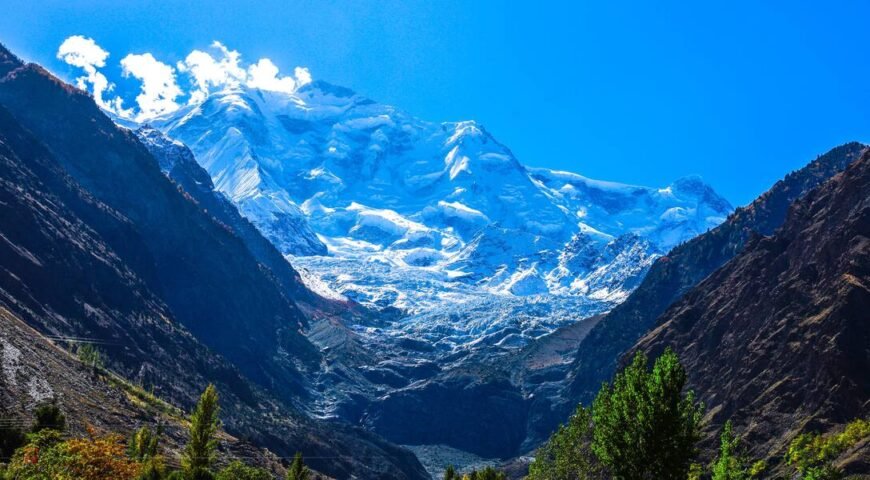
[633, 150, 870, 473]
[552, 143, 866, 446]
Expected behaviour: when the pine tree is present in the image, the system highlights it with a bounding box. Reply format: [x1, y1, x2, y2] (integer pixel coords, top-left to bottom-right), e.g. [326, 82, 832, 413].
[182, 384, 220, 480]
[128, 425, 165, 480]
[287, 452, 310, 480]
[591, 348, 703, 480]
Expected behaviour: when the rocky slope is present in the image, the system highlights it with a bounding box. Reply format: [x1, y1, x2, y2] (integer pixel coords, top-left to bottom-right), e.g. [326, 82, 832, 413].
[550, 142, 866, 446]
[632, 150, 870, 472]
[0, 307, 285, 474]
[0, 43, 426, 479]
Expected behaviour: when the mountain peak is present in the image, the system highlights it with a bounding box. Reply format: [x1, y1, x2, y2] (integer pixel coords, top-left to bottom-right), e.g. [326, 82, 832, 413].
[297, 79, 358, 98]
[0, 42, 23, 77]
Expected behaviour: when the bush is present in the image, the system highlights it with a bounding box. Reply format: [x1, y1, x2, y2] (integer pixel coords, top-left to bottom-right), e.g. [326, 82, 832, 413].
[76, 343, 104, 370]
[31, 403, 65, 433]
[217, 460, 273, 480]
[5, 428, 141, 479]
[711, 421, 764, 480]
[787, 418, 870, 480]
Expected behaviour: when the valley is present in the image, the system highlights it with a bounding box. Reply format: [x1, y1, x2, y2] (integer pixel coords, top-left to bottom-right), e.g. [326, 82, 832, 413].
[0, 21, 867, 479]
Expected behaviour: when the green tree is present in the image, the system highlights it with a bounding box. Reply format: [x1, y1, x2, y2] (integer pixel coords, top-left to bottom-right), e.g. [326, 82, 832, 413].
[444, 464, 457, 480]
[465, 466, 507, 480]
[128, 425, 161, 460]
[217, 460, 273, 480]
[591, 348, 704, 480]
[76, 343, 104, 371]
[128, 425, 165, 480]
[709, 420, 766, 480]
[32, 402, 66, 433]
[528, 405, 602, 479]
[787, 418, 870, 480]
[182, 384, 220, 480]
[286, 452, 309, 480]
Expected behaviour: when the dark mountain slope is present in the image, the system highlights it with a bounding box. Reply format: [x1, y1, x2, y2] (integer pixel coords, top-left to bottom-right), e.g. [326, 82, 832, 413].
[632, 150, 870, 470]
[135, 126, 321, 305]
[0, 45, 316, 400]
[559, 142, 866, 422]
[0, 43, 427, 479]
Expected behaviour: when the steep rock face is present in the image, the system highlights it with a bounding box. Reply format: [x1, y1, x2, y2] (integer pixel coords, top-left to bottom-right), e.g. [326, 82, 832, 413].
[0, 44, 427, 480]
[134, 126, 317, 303]
[632, 151, 870, 470]
[559, 143, 866, 432]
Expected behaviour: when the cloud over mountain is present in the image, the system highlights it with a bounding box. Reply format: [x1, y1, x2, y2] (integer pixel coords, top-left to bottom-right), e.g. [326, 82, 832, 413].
[57, 36, 312, 120]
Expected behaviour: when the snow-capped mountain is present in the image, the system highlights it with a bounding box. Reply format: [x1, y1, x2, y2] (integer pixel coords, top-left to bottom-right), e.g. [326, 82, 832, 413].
[153, 80, 732, 350]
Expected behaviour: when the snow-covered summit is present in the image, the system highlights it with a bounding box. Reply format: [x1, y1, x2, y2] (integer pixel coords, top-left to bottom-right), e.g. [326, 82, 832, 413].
[151, 80, 732, 349]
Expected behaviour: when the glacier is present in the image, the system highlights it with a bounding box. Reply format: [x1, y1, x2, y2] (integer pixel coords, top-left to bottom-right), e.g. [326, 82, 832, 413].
[148, 80, 732, 354]
[127, 79, 735, 460]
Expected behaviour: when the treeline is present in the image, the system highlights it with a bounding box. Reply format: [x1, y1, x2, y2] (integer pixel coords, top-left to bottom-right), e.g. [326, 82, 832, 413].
[526, 349, 870, 480]
[0, 384, 315, 480]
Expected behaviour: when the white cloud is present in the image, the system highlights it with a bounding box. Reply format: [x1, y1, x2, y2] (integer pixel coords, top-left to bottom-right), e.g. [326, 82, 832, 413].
[247, 58, 297, 94]
[177, 41, 247, 103]
[120, 53, 182, 121]
[57, 37, 314, 122]
[178, 41, 313, 101]
[294, 66, 312, 87]
[57, 35, 131, 118]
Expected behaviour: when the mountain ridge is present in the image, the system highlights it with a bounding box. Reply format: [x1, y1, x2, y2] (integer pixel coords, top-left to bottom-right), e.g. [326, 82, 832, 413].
[632, 148, 870, 473]
[0, 42, 428, 480]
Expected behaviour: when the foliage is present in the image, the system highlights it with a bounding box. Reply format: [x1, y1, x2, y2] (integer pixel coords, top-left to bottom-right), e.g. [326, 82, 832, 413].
[710, 421, 764, 480]
[287, 452, 310, 480]
[687, 463, 703, 480]
[182, 384, 220, 478]
[128, 425, 166, 480]
[31, 403, 65, 433]
[528, 405, 601, 480]
[76, 343, 104, 370]
[444, 464, 457, 480]
[5, 427, 141, 480]
[786, 418, 870, 480]
[128, 425, 161, 460]
[461, 466, 507, 479]
[217, 460, 273, 480]
[591, 348, 704, 480]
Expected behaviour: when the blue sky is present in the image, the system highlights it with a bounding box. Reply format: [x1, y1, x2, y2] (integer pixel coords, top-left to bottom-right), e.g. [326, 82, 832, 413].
[1, 0, 868, 205]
